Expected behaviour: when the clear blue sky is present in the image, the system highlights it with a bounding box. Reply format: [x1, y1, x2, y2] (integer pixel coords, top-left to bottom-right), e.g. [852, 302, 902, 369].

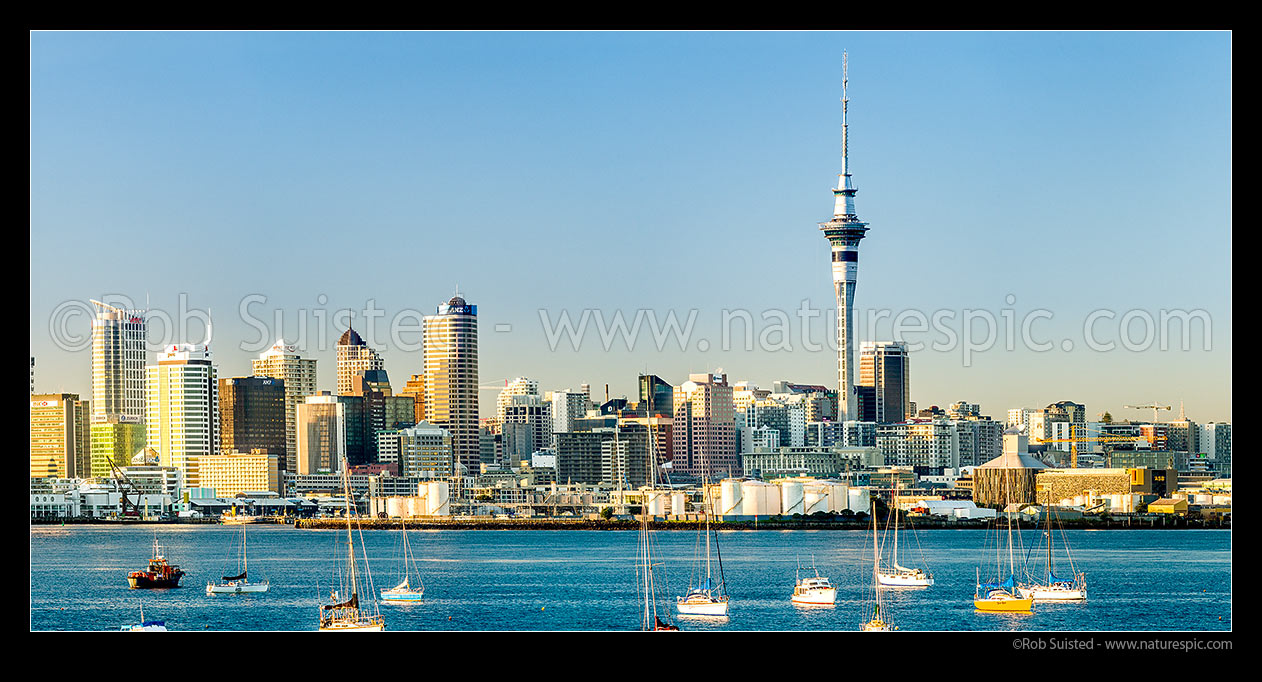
[30, 31, 1232, 422]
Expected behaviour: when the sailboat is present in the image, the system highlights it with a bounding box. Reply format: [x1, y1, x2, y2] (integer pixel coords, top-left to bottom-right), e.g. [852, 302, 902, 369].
[637, 405, 678, 631]
[318, 457, 385, 631]
[380, 516, 425, 603]
[877, 483, 934, 587]
[206, 525, 269, 594]
[120, 602, 167, 631]
[861, 497, 893, 631]
[974, 471, 1034, 613]
[676, 480, 729, 617]
[1017, 494, 1086, 601]
[791, 555, 836, 606]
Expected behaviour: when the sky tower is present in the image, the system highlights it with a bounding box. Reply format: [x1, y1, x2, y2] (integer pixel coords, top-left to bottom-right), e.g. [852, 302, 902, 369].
[819, 53, 869, 423]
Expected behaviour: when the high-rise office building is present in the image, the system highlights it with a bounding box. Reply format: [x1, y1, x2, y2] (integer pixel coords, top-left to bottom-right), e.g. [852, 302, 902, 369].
[502, 394, 552, 466]
[818, 55, 870, 422]
[146, 344, 219, 487]
[251, 339, 317, 473]
[30, 393, 90, 478]
[497, 377, 539, 419]
[349, 369, 414, 463]
[91, 300, 147, 421]
[399, 374, 426, 424]
[638, 374, 674, 417]
[672, 371, 738, 481]
[549, 388, 591, 445]
[89, 415, 146, 478]
[336, 326, 384, 396]
[389, 422, 454, 479]
[218, 376, 287, 461]
[297, 392, 366, 474]
[858, 341, 910, 424]
[423, 296, 479, 478]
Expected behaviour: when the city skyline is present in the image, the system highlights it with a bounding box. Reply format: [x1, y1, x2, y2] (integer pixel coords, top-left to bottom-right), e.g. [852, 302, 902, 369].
[30, 32, 1232, 422]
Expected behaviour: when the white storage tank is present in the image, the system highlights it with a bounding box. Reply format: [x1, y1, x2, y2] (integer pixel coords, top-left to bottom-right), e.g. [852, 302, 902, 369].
[781, 480, 805, 516]
[386, 496, 405, 519]
[848, 486, 871, 514]
[645, 489, 666, 516]
[804, 484, 830, 515]
[426, 481, 450, 516]
[720, 479, 744, 518]
[819, 481, 849, 514]
[671, 492, 687, 516]
[741, 480, 780, 516]
[406, 495, 424, 518]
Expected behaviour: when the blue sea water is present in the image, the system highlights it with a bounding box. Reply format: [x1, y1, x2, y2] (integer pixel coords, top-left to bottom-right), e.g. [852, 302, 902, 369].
[29, 525, 1230, 631]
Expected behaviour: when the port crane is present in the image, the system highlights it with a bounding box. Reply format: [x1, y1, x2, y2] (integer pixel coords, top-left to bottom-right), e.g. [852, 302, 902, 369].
[108, 460, 142, 519]
[1123, 402, 1172, 423]
[1036, 424, 1147, 468]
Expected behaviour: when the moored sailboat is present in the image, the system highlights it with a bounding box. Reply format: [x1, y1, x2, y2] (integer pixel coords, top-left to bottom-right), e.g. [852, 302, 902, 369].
[637, 404, 678, 631]
[877, 483, 933, 587]
[120, 602, 167, 631]
[861, 497, 894, 631]
[1018, 495, 1086, 601]
[974, 471, 1033, 613]
[676, 480, 729, 617]
[318, 457, 385, 631]
[206, 524, 269, 594]
[380, 516, 424, 603]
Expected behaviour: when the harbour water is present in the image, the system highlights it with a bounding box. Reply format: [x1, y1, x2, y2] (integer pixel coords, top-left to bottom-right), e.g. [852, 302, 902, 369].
[30, 526, 1230, 631]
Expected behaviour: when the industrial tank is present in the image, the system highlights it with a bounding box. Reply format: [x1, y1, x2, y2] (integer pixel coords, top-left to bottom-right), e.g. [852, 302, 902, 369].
[406, 495, 423, 517]
[645, 489, 667, 516]
[803, 484, 830, 515]
[386, 497, 405, 518]
[671, 492, 687, 516]
[781, 480, 805, 515]
[426, 481, 450, 516]
[742, 480, 781, 516]
[720, 479, 744, 518]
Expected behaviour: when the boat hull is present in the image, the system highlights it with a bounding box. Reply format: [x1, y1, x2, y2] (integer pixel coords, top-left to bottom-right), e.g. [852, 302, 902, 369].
[974, 596, 1034, 612]
[861, 619, 892, 631]
[206, 581, 269, 594]
[1018, 585, 1086, 601]
[122, 622, 168, 631]
[380, 591, 424, 603]
[877, 572, 934, 587]
[319, 621, 385, 632]
[128, 574, 182, 589]
[791, 588, 837, 605]
[676, 598, 729, 616]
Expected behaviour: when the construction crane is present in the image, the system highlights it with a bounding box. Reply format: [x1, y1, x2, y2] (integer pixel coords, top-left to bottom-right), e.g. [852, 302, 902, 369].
[1036, 423, 1147, 469]
[1123, 402, 1172, 423]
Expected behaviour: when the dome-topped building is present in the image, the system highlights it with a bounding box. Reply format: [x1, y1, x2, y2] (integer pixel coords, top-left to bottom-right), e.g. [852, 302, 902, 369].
[338, 327, 365, 347]
[336, 324, 383, 396]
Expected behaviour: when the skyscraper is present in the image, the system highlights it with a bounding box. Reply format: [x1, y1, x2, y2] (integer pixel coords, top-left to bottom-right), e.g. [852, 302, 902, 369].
[672, 371, 738, 481]
[336, 326, 384, 396]
[423, 295, 479, 478]
[91, 300, 147, 421]
[858, 341, 910, 424]
[638, 374, 674, 417]
[30, 393, 90, 478]
[218, 376, 287, 459]
[818, 54, 870, 423]
[251, 339, 317, 473]
[296, 392, 364, 474]
[146, 343, 219, 487]
[399, 373, 427, 424]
